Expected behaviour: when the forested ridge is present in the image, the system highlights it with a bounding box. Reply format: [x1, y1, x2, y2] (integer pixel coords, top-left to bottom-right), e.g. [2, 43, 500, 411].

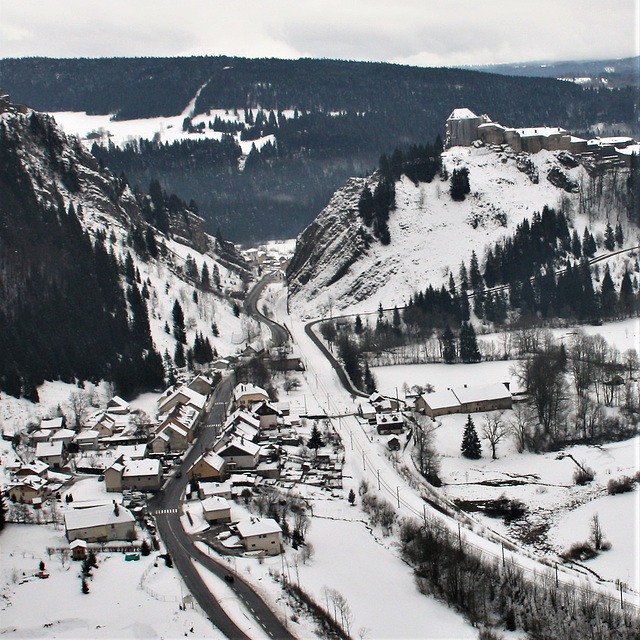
[0, 110, 204, 399]
[1, 56, 637, 241]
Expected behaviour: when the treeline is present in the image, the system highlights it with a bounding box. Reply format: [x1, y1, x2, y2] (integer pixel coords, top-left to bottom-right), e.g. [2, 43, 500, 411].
[2, 57, 635, 130]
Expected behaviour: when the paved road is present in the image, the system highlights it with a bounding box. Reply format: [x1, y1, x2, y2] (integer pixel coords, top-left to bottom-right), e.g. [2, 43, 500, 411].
[150, 376, 297, 639]
[244, 272, 290, 347]
[304, 319, 367, 399]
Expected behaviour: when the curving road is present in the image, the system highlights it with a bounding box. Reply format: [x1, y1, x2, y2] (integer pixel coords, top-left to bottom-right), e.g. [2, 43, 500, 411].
[149, 339, 296, 638]
[244, 272, 290, 347]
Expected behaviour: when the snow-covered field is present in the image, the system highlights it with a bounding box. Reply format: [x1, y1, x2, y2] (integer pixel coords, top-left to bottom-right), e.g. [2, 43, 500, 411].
[368, 318, 640, 594]
[0, 524, 218, 639]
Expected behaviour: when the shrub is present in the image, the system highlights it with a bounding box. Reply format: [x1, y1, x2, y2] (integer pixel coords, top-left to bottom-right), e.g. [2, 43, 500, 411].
[573, 465, 595, 485]
[607, 475, 635, 495]
[561, 541, 597, 561]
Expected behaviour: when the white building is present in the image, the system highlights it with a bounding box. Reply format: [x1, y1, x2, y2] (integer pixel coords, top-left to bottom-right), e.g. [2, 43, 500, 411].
[237, 517, 282, 555]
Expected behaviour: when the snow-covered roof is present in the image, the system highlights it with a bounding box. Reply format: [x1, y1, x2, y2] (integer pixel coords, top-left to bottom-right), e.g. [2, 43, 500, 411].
[219, 438, 260, 457]
[588, 136, 634, 147]
[107, 395, 130, 413]
[233, 383, 268, 401]
[158, 386, 207, 412]
[191, 451, 226, 472]
[237, 517, 281, 538]
[122, 459, 161, 477]
[448, 108, 478, 120]
[74, 429, 100, 441]
[616, 143, 640, 156]
[41, 417, 64, 430]
[420, 389, 460, 411]
[201, 496, 230, 512]
[50, 428, 76, 441]
[65, 504, 134, 531]
[115, 444, 147, 459]
[9, 474, 47, 491]
[252, 400, 282, 416]
[453, 383, 511, 405]
[225, 409, 261, 430]
[513, 127, 567, 138]
[376, 412, 404, 425]
[35, 441, 64, 457]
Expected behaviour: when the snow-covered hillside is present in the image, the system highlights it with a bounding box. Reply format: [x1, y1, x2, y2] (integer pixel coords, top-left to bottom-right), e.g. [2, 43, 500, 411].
[0, 104, 253, 400]
[288, 144, 639, 316]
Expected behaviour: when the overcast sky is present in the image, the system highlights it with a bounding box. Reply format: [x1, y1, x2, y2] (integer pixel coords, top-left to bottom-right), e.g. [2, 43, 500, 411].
[1, 0, 638, 66]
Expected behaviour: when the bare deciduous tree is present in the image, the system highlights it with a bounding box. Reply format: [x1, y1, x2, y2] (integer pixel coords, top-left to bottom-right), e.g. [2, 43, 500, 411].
[481, 413, 508, 459]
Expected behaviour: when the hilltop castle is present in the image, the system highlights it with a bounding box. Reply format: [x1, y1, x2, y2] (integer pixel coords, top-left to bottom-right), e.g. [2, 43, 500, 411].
[445, 107, 638, 164]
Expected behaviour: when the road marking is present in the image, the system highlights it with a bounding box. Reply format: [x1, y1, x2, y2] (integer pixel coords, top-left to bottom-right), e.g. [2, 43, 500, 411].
[154, 508, 178, 514]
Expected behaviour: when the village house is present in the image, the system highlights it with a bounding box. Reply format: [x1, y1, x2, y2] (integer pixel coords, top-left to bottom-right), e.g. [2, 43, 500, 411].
[201, 496, 232, 524]
[236, 517, 282, 555]
[35, 440, 66, 469]
[106, 396, 130, 414]
[50, 428, 76, 447]
[252, 400, 282, 430]
[233, 383, 269, 409]
[150, 404, 198, 454]
[104, 458, 163, 492]
[15, 460, 49, 478]
[416, 383, 512, 418]
[158, 386, 207, 420]
[41, 417, 65, 431]
[29, 428, 54, 445]
[217, 438, 260, 471]
[64, 504, 136, 542]
[186, 374, 214, 397]
[7, 475, 47, 504]
[197, 479, 233, 500]
[74, 429, 100, 451]
[376, 412, 405, 435]
[188, 451, 226, 483]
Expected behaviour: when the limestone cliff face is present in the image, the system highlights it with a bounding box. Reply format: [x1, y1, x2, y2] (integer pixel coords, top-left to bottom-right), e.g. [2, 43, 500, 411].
[287, 175, 376, 310]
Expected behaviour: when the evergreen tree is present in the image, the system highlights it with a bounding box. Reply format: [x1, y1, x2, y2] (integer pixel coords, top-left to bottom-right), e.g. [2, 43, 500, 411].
[459, 322, 481, 363]
[358, 186, 374, 227]
[307, 424, 324, 450]
[600, 265, 617, 317]
[172, 300, 187, 344]
[570, 229, 582, 258]
[615, 221, 624, 248]
[450, 167, 470, 201]
[604, 222, 615, 251]
[442, 325, 456, 364]
[174, 342, 186, 369]
[619, 271, 635, 314]
[469, 251, 482, 290]
[0, 496, 6, 531]
[461, 414, 482, 459]
[200, 262, 211, 290]
[582, 227, 597, 257]
[459, 261, 469, 290]
[363, 362, 377, 394]
[392, 306, 401, 329]
[354, 315, 363, 334]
